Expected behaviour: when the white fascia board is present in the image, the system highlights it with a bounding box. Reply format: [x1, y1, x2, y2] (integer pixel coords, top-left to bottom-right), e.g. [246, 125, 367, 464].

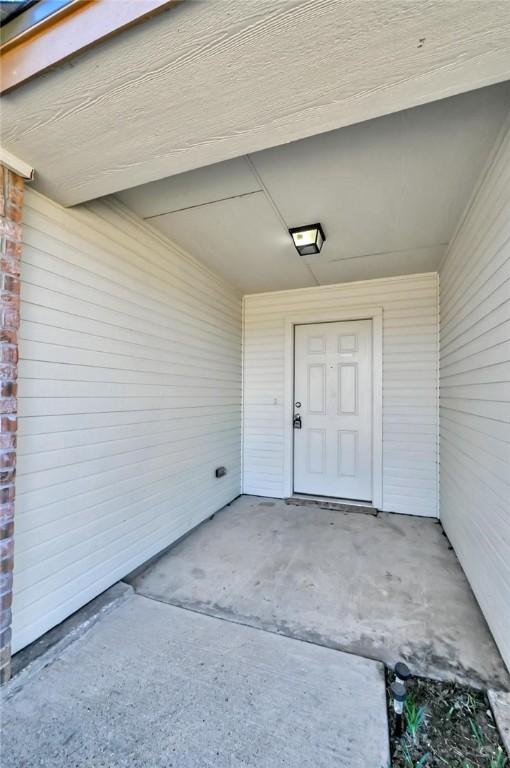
[0, 146, 34, 179]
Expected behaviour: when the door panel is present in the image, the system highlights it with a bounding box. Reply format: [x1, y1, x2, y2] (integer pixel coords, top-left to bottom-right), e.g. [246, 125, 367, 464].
[308, 335, 326, 354]
[338, 430, 357, 477]
[308, 364, 326, 413]
[294, 320, 372, 500]
[307, 429, 326, 474]
[338, 363, 357, 414]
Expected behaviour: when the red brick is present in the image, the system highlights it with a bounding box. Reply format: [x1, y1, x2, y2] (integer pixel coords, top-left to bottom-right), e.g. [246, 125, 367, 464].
[0, 536, 14, 560]
[0, 382, 17, 398]
[0, 415, 16, 432]
[0, 468, 15, 485]
[0, 434, 16, 450]
[0, 521, 14, 541]
[0, 606, 12, 633]
[0, 502, 14, 524]
[1, 274, 19, 294]
[0, 345, 17, 364]
[0, 623, 12, 680]
[0, 450, 15, 468]
[0, 238, 21, 277]
[0, 570, 13, 594]
[0, 548, 12, 567]
[0, 485, 15, 504]
[1, 292, 20, 311]
[0, 363, 16, 380]
[0, 398, 17, 415]
[0, 626, 11, 648]
[4, 239, 22, 261]
[0, 591, 12, 612]
[0, 219, 21, 242]
[1, 307, 20, 330]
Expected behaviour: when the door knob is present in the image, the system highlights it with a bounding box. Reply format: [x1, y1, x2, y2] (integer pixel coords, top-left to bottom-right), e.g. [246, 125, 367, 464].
[293, 413, 302, 429]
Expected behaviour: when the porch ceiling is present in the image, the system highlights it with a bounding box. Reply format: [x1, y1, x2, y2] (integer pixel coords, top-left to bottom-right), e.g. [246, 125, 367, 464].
[117, 84, 510, 293]
[2, 0, 510, 206]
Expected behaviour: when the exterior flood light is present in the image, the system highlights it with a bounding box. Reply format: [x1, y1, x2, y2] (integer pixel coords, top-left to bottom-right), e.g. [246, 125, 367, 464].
[289, 223, 326, 256]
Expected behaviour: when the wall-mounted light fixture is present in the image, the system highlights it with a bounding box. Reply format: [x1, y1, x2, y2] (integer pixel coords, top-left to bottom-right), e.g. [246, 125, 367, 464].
[289, 223, 326, 256]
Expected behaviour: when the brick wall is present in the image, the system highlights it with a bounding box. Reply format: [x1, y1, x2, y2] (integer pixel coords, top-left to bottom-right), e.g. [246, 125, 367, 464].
[0, 166, 23, 684]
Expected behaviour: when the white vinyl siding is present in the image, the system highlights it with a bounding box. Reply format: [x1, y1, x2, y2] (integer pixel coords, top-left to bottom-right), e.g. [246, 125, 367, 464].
[242, 273, 439, 516]
[439, 122, 510, 671]
[13, 189, 242, 653]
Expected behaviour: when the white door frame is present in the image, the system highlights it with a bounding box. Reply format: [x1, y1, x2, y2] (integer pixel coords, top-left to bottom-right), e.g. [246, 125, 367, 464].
[282, 306, 383, 508]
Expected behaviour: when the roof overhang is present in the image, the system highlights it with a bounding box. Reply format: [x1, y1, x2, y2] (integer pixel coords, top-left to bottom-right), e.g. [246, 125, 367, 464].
[2, 0, 510, 206]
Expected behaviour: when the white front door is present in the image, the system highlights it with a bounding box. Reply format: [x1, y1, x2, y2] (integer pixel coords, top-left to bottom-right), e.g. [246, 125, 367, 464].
[293, 320, 373, 501]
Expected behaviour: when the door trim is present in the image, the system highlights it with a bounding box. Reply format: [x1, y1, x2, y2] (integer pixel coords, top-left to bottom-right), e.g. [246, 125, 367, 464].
[283, 307, 383, 508]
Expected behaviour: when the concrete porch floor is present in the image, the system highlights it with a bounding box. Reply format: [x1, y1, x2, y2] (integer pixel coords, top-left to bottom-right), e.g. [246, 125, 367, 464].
[129, 495, 510, 690]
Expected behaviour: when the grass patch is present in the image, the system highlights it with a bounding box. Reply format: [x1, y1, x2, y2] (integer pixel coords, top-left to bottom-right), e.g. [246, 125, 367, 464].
[387, 676, 508, 768]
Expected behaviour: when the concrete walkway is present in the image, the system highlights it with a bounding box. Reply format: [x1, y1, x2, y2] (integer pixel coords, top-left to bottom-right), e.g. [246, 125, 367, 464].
[489, 690, 510, 757]
[3, 590, 390, 768]
[129, 495, 509, 689]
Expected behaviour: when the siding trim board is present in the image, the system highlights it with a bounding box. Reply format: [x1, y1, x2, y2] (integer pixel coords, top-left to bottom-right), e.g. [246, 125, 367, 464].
[13, 188, 242, 655]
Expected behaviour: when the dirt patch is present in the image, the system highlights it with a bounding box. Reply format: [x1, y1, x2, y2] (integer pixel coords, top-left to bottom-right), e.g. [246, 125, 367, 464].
[387, 674, 508, 767]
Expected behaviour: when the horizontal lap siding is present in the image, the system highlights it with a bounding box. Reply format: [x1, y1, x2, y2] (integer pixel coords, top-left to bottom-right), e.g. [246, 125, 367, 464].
[13, 190, 242, 653]
[439, 124, 510, 671]
[243, 274, 439, 516]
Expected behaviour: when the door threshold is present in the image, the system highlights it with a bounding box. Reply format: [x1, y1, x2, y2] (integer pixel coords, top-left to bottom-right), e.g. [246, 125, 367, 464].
[286, 495, 377, 516]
